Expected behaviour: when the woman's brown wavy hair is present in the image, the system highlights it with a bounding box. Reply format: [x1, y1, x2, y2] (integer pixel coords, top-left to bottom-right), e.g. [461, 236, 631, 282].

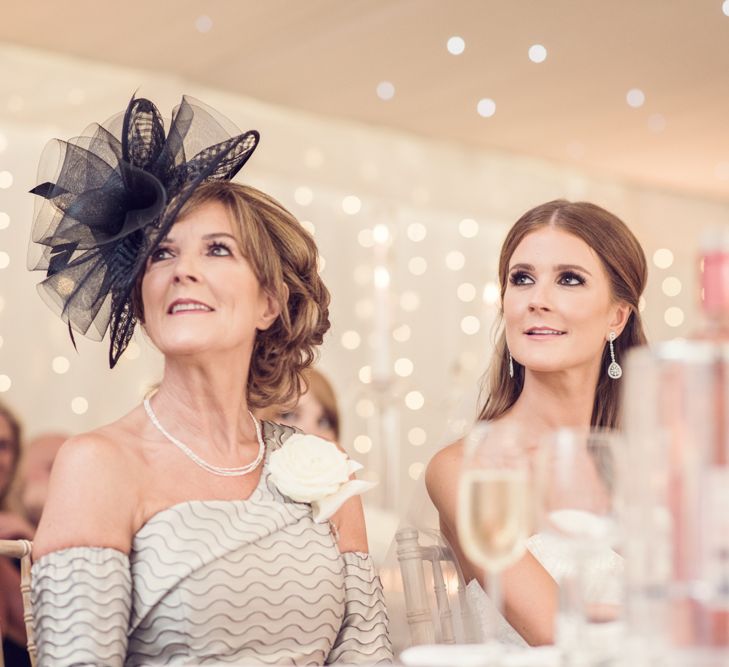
[478, 200, 648, 429]
[134, 181, 330, 409]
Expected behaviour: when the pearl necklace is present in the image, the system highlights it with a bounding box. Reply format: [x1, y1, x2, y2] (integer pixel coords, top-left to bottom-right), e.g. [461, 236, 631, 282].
[143, 396, 265, 477]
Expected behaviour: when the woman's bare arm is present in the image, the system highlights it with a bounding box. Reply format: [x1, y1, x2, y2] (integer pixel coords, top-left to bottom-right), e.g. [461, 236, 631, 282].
[426, 441, 558, 645]
[33, 432, 140, 559]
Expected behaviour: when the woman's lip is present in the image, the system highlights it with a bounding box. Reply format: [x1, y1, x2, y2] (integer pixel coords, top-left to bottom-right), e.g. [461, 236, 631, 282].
[523, 329, 567, 335]
[167, 299, 214, 314]
[169, 309, 212, 315]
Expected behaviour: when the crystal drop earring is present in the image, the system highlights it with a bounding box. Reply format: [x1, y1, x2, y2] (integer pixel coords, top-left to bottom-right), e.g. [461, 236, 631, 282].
[607, 331, 622, 379]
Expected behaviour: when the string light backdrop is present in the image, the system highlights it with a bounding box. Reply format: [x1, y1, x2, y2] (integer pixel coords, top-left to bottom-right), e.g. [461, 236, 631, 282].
[0, 44, 727, 515]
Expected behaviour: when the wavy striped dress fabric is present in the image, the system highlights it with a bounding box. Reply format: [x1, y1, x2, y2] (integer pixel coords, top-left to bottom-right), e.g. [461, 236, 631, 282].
[31, 421, 392, 666]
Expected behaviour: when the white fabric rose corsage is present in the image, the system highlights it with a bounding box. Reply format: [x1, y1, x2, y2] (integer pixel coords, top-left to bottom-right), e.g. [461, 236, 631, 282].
[268, 433, 376, 523]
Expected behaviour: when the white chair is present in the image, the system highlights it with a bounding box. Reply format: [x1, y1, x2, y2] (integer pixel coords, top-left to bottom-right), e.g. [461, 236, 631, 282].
[395, 526, 480, 647]
[0, 539, 36, 667]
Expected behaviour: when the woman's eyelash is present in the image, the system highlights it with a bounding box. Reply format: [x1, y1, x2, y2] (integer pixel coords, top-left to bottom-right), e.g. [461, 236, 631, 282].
[509, 270, 532, 285]
[208, 241, 232, 254]
[508, 270, 586, 286]
[149, 241, 233, 262]
[150, 246, 172, 262]
[560, 271, 586, 286]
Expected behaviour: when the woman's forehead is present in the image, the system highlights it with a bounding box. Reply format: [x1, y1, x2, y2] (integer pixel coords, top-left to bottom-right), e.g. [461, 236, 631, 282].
[510, 227, 600, 268]
[168, 200, 235, 239]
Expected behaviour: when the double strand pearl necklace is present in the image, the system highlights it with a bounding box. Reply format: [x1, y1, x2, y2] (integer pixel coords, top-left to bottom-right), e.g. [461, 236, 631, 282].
[143, 395, 265, 477]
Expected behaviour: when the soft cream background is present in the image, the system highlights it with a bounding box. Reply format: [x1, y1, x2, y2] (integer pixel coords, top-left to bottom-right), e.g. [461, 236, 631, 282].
[0, 44, 726, 512]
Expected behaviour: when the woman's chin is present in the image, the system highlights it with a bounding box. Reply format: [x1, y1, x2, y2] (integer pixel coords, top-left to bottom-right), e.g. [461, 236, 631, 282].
[156, 337, 217, 358]
[520, 359, 571, 374]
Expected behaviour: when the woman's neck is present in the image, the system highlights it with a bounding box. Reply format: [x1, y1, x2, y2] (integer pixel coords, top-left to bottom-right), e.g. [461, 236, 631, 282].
[147, 349, 256, 457]
[506, 365, 599, 437]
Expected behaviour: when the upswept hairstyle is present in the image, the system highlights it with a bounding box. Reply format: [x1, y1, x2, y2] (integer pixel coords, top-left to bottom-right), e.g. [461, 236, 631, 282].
[134, 181, 331, 409]
[478, 200, 648, 429]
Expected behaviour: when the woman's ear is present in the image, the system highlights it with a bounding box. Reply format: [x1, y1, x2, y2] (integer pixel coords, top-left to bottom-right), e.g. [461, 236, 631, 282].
[608, 301, 631, 337]
[257, 286, 286, 331]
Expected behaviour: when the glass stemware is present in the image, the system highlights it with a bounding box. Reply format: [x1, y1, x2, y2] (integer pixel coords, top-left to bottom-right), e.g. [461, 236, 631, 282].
[537, 427, 623, 663]
[457, 421, 534, 651]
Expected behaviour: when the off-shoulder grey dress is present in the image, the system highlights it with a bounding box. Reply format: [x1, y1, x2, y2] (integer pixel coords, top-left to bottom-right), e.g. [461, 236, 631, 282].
[31, 422, 392, 666]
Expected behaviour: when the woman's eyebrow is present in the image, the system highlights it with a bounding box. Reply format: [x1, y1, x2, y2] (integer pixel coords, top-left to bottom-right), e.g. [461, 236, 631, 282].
[508, 262, 534, 272]
[159, 232, 237, 243]
[508, 262, 592, 277]
[555, 263, 592, 276]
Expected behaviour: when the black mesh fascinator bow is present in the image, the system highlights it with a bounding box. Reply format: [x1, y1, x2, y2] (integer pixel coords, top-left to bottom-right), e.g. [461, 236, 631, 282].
[29, 95, 259, 367]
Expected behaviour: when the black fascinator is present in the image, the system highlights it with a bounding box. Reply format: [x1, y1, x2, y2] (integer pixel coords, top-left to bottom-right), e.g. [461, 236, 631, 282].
[29, 95, 259, 367]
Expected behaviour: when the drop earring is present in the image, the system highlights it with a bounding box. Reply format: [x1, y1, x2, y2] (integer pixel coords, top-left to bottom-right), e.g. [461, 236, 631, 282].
[607, 331, 622, 379]
[508, 350, 514, 379]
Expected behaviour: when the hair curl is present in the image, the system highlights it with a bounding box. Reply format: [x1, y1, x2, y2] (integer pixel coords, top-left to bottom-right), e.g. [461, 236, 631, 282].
[478, 199, 648, 429]
[134, 181, 331, 409]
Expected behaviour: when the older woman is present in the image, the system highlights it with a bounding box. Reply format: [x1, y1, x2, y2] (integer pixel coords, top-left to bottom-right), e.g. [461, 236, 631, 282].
[29, 96, 391, 666]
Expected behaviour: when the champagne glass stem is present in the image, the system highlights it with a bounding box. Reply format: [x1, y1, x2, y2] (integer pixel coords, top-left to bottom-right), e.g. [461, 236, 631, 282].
[560, 545, 589, 662]
[487, 570, 503, 643]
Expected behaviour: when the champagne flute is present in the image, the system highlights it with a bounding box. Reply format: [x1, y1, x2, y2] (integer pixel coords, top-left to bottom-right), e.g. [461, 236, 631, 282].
[457, 421, 534, 648]
[537, 427, 622, 662]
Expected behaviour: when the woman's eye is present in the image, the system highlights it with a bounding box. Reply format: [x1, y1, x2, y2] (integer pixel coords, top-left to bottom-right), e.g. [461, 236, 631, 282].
[279, 410, 297, 421]
[509, 271, 533, 286]
[208, 242, 232, 257]
[150, 246, 173, 262]
[559, 271, 586, 286]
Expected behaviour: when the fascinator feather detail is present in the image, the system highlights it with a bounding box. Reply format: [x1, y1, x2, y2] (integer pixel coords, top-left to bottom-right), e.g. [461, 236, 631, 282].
[28, 95, 259, 367]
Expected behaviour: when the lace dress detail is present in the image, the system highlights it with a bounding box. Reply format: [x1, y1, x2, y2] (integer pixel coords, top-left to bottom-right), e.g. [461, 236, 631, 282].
[31, 422, 392, 665]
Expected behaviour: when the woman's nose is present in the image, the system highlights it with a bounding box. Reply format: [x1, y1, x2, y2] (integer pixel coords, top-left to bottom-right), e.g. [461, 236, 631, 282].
[528, 284, 553, 312]
[172, 253, 200, 283]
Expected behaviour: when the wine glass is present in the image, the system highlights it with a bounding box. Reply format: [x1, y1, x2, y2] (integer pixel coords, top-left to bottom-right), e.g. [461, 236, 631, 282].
[537, 427, 623, 663]
[457, 421, 535, 652]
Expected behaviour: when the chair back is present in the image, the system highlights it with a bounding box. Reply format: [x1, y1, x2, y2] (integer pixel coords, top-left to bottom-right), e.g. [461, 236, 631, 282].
[395, 527, 480, 647]
[0, 539, 36, 667]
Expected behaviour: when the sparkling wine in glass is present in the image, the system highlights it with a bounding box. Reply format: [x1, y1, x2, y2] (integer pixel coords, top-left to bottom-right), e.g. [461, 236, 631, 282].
[459, 468, 532, 574]
[458, 421, 534, 648]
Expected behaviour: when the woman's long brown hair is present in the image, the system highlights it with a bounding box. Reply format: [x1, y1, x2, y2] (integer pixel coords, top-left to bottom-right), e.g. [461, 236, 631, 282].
[478, 200, 648, 429]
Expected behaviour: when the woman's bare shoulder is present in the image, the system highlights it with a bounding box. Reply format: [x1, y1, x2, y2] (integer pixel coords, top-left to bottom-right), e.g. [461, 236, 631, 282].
[426, 439, 464, 480]
[52, 414, 147, 478]
[424, 439, 464, 515]
[33, 420, 145, 559]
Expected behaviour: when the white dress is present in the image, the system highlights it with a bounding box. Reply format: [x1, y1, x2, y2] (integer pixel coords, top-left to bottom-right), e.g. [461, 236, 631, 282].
[466, 532, 624, 646]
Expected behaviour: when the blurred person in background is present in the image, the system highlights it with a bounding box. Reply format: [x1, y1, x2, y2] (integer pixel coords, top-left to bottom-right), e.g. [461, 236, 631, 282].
[19, 432, 66, 528]
[0, 402, 32, 666]
[257, 367, 339, 442]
